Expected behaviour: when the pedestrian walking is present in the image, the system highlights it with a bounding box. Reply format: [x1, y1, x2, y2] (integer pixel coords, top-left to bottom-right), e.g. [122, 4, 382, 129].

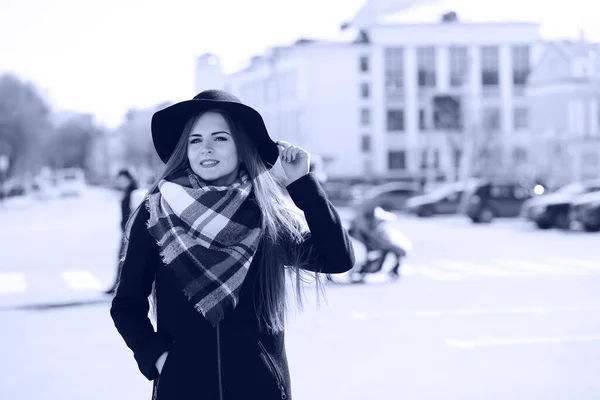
[104, 168, 138, 295]
[109, 89, 355, 400]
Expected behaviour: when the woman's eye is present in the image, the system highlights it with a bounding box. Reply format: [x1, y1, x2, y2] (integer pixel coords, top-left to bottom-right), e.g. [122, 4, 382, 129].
[215, 136, 227, 141]
[189, 139, 200, 144]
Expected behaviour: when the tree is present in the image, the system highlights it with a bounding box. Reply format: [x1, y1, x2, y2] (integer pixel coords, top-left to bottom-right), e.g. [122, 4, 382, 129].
[119, 102, 172, 175]
[44, 113, 100, 171]
[0, 74, 52, 177]
[431, 94, 502, 182]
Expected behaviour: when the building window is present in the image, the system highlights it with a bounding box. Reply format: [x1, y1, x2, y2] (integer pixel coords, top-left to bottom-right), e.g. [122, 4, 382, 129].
[482, 106, 501, 132]
[385, 47, 404, 95]
[360, 82, 370, 99]
[514, 107, 528, 130]
[481, 46, 499, 87]
[361, 135, 371, 152]
[583, 152, 599, 167]
[360, 108, 371, 126]
[387, 109, 405, 132]
[388, 151, 406, 170]
[359, 55, 369, 73]
[419, 109, 427, 131]
[449, 46, 468, 87]
[417, 46, 436, 88]
[420, 149, 440, 169]
[512, 45, 530, 86]
[511, 147, 528, 164]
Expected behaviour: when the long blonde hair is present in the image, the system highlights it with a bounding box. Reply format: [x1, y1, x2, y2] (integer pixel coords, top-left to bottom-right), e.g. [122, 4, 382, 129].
[125, 109, 325, 333]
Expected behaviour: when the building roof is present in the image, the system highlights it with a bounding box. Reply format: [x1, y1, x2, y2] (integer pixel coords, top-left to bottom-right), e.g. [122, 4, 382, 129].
[230, 33, 367, 76]
[351, 0, 538, 28]
[552, 40, 600, 61]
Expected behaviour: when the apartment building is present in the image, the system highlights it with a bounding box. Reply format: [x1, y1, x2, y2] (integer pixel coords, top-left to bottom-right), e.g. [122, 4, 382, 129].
[195, 11, 542, 182]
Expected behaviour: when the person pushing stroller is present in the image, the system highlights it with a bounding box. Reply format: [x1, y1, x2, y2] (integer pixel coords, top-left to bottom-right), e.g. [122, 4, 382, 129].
[348, 204, 408, 283]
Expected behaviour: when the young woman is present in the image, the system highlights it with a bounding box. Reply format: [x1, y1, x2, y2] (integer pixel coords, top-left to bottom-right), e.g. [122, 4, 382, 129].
[110, 90, 355, 400]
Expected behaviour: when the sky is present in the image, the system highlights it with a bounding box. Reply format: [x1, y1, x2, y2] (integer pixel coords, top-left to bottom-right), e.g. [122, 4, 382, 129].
[0, 0, 598, 128]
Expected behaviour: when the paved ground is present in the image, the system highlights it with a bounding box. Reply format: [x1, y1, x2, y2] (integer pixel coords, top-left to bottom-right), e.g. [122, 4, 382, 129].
[1, 188, 599, 399]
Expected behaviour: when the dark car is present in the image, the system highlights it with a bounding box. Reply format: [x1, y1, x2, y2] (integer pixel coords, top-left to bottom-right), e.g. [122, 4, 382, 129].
[579, 198, 600, 232]
[461, 179, 540, 223]
[352, 181, 422, 212]
[321, 181, 357, 206]
[406, 182, 465, 217]
[521, 180, 600, 229]
[322, 181, 377, 207]
[568, 191, 600, 232]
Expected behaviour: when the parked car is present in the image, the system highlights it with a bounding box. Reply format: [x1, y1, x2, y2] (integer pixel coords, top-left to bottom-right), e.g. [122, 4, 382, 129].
[352, 181, 422, 212]
[55, 168, 86, 197]
[578, 198, 600, 232]
[322, 181, 361, 207]
[568, 190, 600, 232]
[461, 178, 540, 223]
[521, 179, 600, 229]
[406, 182, 465, 217]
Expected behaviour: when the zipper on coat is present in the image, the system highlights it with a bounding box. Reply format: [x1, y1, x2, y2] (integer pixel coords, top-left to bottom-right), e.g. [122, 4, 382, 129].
[216, 322, 224, 400]
[258, 341, 287, 399]
[152, 374, 160, 400]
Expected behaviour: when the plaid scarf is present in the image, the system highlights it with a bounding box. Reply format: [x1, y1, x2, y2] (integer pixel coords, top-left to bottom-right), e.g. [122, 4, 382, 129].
[145, 168, 262, 326]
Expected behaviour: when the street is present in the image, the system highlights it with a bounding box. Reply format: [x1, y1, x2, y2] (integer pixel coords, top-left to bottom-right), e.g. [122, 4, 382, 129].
[1, 189, 599, 400]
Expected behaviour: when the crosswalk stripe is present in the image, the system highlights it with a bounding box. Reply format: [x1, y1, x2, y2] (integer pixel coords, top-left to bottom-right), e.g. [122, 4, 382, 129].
[496, 260, 589, 276]
[554, 258, 600, 272]
[60, 270, 105, 291]
[0, 273, 27, 294]
[404, 264, 463, 281]
[438, 260, 515, 277]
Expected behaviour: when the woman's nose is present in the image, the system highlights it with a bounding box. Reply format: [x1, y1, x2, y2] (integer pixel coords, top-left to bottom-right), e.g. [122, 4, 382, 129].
[201, 146, 214, 155]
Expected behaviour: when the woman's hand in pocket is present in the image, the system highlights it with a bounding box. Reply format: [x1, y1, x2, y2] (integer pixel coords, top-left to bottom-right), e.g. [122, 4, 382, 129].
[156, 351, 169, 375]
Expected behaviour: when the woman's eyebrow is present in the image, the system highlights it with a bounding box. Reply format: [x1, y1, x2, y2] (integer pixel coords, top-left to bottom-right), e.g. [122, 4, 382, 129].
[189, 131, 231, 138]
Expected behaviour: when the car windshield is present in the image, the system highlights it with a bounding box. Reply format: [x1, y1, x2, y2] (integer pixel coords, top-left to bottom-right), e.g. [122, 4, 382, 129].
[427, 184, 461, 199]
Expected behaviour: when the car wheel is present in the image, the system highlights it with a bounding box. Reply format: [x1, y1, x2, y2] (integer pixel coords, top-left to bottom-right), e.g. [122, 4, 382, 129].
[479, 208, 495, 223]
[535, 221, 552, 230]
[554, 212, 570, 230]
[583, 222, 600, 233]
[417, 206, 433, 218]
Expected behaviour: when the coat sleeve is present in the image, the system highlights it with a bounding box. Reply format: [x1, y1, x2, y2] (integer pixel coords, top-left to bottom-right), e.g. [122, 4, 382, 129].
[285, 173, 355, 274]
[110, 205, 172, 381]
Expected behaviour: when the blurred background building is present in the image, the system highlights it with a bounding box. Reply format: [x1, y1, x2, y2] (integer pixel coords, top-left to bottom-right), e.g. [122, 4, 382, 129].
[2, 0, 599, 193]
[528, 39, 600, 187]
[194, 0, 600, 186]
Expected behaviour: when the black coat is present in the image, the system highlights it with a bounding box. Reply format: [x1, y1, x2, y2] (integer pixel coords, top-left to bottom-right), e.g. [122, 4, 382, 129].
[110, 173, 355, 400]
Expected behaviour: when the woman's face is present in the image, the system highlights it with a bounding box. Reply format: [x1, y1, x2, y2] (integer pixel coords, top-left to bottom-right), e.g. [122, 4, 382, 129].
[187, 112, 240, 186]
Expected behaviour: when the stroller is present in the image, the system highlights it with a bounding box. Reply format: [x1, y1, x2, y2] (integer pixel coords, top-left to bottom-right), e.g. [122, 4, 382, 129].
[346, 206, 411, 284]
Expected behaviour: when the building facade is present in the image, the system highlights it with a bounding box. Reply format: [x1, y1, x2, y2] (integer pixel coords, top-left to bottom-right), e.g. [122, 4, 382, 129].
[195, 14, 543, 182]
[527, 40, 600, 185]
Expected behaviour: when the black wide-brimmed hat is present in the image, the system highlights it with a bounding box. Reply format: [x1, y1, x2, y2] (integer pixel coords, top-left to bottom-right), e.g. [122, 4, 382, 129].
[151, 89, 279, 168]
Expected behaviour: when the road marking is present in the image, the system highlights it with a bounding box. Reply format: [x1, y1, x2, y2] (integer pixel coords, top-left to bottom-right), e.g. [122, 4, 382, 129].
[554, 258, 600, 272]
[496, 260, 589, 276]
[349, 305, 600, 320]
[404, 264, 463, 281]
[61, 270, 104, 291]
[439, 260, 514, 277]
[418, 267, 463, 281]
[446, 334, 600, 349]
[0, 273, 27, 294]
